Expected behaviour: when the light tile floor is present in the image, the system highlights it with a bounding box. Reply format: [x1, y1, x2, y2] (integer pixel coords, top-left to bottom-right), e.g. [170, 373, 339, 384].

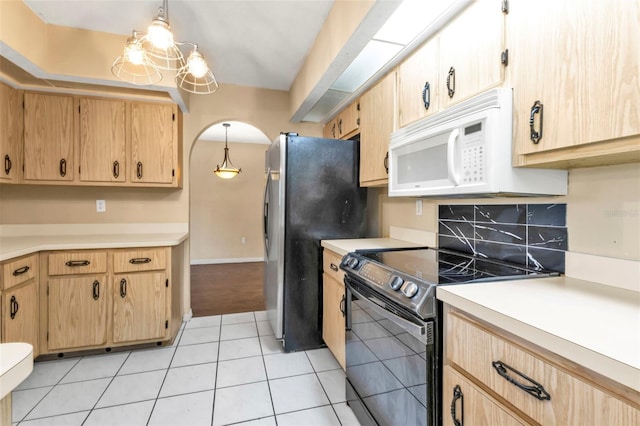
[12, 311, 361, 426]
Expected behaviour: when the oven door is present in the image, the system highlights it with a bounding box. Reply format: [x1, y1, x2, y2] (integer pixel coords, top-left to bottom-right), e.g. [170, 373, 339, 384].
[345, 278, 438, 426]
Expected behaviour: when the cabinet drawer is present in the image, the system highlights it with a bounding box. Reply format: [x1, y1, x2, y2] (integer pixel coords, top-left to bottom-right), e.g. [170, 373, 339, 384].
[48, 252, 107, 275]
[113, 248, 167, 273]
[2, 254, 38, 290]
[447, 312, 639, 425]
[323, 250, 345, 284]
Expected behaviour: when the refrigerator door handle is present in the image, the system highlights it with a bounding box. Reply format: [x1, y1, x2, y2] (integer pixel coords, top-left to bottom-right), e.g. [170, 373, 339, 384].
[263, 168, 271, 256]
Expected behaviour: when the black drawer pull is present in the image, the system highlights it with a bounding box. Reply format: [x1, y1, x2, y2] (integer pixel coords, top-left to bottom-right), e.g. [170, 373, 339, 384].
[446, 66, 456, 98]
[4, 154, 11, 175]
[129, 257, 152, 264]
[383, 152, 389, 174]
[59, 158, 67, 177]
[12, 265, 30, 276]
[529, 100, 543, 144]
[450, 384, 463, 426]
[136, 161, 143, 179]
[492, 360, 551, 401]
[65, 260, 90, 267]
[113, 160, 120, 178]
[422, 81, 431, 110]
[330, 263, 339, 272]
[92, 280, 100, 300]
[10, 295, 19, 319]
[120, 278, 127, 298]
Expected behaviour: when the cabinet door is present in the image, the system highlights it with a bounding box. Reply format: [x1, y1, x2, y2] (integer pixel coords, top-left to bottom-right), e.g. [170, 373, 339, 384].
[337, 101, 360, 138]
[397, 37, 439, 128]
[2, 281, 39, 356]
[113, 272, 167, 343]
[79, 97, 126, 183]
[0, 82, 22, 182]
[438, 0, 505, 109]
[130, 102, 175, 184]
[443, 366, 524, 426]
[323, 118, 337, 139]
[48, 276, 108, 350]
[510, 0, 640, 164]
[23, 92, 75, 182]
[359, 72, 395, 186]
[322, 272, 345, 369]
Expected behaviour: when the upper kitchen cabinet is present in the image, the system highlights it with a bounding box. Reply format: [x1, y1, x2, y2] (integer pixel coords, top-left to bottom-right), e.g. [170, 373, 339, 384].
[438, 0, 507, 110]
[397, 37, 440, 128]
[509, 0, 640, 168]
[323, 100, 360, 140]
[360, 72, 396, 187]
[0, 82, 22, 183]
[78, 97, 127, 184]
[130, 102, 181, 186]
[23, 92, 75, 182]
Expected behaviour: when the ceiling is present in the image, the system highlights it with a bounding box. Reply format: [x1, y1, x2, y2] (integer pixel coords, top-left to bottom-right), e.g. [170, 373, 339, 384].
[7, 0, 470, 129]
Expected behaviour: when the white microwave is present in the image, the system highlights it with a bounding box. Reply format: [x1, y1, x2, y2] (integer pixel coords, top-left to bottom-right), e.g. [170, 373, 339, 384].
[388, 88, 567, 197]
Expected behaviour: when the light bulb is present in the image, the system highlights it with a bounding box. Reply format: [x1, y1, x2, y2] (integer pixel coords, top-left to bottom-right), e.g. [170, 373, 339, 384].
[125, 42, 145, 65]
[187, 50, 208, 78]
[147, 19, 174, 49]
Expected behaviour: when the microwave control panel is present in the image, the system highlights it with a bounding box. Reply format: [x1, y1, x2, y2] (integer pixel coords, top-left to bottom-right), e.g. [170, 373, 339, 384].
[460, 121, 485, 183]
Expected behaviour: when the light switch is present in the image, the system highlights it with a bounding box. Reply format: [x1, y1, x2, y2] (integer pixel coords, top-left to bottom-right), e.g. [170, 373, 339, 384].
[415, 199, 422, 216]
[96, 199, 106, 212]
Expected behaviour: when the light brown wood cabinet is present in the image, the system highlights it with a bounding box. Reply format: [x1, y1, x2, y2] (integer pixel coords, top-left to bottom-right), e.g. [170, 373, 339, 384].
[443, 307, 640, 425]
[508, 0, 640, 168]
[359, 72, 396, 187]
[0, 254, 39, 357]
[23, 92, 75, 182]
[322, 249, 346, 369]
[40, 247, 174, 354]
[0, 82, 22, 183]
[323, 100, 360, 140]
[78, 97, 127, 183]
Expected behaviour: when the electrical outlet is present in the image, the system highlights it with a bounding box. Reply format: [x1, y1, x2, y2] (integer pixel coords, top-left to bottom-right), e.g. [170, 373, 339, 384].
[241, 236, 246, 244]
[415, 200, 422, 216]
[96, 199, 106, 213]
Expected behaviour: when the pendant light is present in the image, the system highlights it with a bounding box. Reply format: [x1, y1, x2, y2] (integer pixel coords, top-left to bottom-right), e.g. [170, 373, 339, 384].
[214, 123, 242, 179]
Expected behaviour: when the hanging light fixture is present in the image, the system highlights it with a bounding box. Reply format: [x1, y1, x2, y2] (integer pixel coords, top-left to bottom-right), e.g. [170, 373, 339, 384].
[214, 123, 241, 179]
[111, 0, 218, 94]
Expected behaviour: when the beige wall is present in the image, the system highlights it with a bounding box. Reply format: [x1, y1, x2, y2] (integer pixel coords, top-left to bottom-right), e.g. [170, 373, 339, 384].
[372, 163, 640, 261]
[190, 140, 268, 262]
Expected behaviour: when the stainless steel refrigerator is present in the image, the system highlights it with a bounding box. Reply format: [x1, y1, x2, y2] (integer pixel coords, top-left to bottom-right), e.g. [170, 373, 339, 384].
[263, 132, 367, 352]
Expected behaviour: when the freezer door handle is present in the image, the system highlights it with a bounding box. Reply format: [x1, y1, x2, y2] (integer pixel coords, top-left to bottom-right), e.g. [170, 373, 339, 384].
[263, 168, 271, 256]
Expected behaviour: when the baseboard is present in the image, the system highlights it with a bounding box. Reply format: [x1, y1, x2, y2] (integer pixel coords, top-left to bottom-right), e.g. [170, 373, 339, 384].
[190, 257, 264, 265]
[182, 309, 193, 322]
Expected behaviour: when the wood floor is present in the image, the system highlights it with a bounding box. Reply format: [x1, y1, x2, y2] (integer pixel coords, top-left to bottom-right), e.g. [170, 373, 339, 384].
[190, 262, 265, 317]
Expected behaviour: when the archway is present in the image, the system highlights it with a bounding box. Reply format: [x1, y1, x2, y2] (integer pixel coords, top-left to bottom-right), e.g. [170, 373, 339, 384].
[188, 120, 271, 316]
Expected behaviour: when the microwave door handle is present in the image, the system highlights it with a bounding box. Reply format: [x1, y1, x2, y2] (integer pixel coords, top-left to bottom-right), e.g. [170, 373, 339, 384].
[447, 128, 460, 185]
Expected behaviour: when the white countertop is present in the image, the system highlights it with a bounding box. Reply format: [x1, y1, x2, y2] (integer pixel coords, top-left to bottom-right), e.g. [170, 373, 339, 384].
[0, 343, 33, 400]
[437, 277, 640, 392]
[321, 237, 425, 256]
[0, 223, 189, 261]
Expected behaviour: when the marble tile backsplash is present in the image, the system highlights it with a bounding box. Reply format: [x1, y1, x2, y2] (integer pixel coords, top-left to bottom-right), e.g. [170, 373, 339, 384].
[438, 204, 567, 273]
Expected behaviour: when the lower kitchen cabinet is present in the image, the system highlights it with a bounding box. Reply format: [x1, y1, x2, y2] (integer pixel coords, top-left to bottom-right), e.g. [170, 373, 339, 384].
[322, 249, 346, 369]
[47, 275, 108, 351]
[443, 307, 639, 425]
[1, 254, 39, 356]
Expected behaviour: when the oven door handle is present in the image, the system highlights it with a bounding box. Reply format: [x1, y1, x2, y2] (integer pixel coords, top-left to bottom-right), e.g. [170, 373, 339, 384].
[348, 283, 428, 345]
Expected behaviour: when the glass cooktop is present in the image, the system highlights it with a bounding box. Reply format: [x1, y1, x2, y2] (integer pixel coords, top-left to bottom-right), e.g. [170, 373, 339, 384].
[360, 248, 557, 285]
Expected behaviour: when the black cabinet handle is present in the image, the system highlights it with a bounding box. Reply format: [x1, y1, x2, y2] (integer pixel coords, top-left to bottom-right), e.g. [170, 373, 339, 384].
[331, 123, 336, 138]
[129, 257, 152, 264]
[529, 100, 543, 144]
[120, 278, 127, 298]
[12, 265, 30, 276]
[136, 161, 143, 179]
[10, 295, 19, 320]
[338, 118, 343, 135]
[113, 160, 120, 178]
[339, 295, 346, 318]
[450, 384, 463, 426]
[492, 360, 551, 401]
[4, 154, 11, 175]
[446, 67, 456, 98]
[422, 81, 431, 110]
[65, 260, 90, 267]
[92, 280, 100, 300]
[383, 152, 389, 174]
[330, 263, 339, 272]
[59, 158, 67, 177]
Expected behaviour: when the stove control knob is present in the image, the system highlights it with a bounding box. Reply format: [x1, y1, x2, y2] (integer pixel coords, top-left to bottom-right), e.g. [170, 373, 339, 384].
[346, 256, 360, 269]
[389, 275, 404, 291]
[401, 282, 419, 298]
